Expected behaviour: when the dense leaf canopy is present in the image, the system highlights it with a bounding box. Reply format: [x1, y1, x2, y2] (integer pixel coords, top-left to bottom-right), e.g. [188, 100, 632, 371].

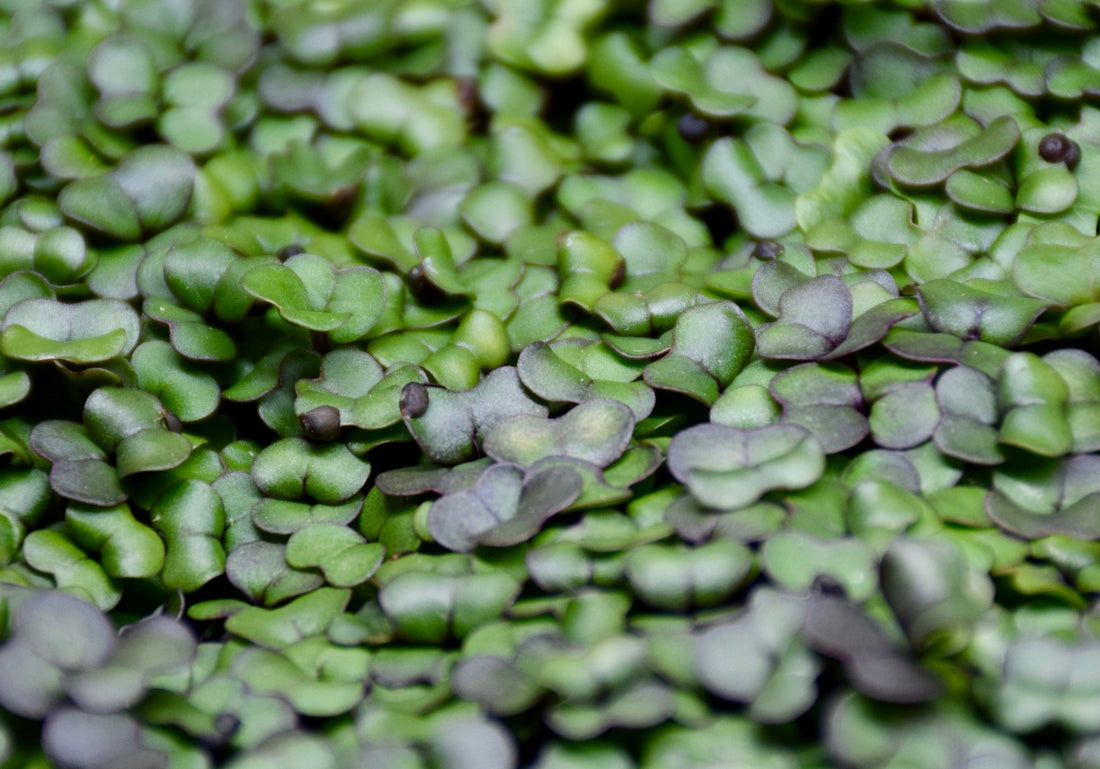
[2, 1, 1100, 767]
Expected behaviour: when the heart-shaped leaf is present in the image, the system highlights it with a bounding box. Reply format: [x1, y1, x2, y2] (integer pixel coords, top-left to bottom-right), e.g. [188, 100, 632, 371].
[667, 423, 826, 511]
[375, 459, 495, 499]
[378, 570, 521, 643]
[65, 502, 165, 579]
[643, 301, 755, 404]
[242, 253, 387, 343]
[30, 421, 126, 507]
[143, 299, 237, 362]
[150, 479, 226, 593]
[884, 327, 1010, 378]
[43, 709, 166, 769]
[879, 536, 993, 654]
[994, 636, 1100, 734]
[484, 399, 635, 469]
[756, 276, 853, 360]
[869, 381, 941, 450]
[702, 138, 797, 239]
[285, 524, 385, 587]
[232, 645, 367, 717]
[998, 353, 1072, 457]
[1047, 349, 1100, 453]
[348, 73, 467, 155]
[517, 341, 655, 421]
[770, 363, 868, 453]
[654, 46, 796, 125]
[226, 540, 324, 606]
[762, 532, 878, 601]
[918, 279, 1048, 346]
[696, 588, 819, 723]
[883, 114, 1019, 187]
[1017, 165, 1078, 214]
[451, 655, 542, 717]
[401, 367, 548, 465]
[251, 496, 363, 536]
[251, 437, 370, 504]
[626, 539, 752, 610]
[163, 238, 240, 314]
[22, 530, 122, 610]
[802, 591, 943, 704]
[225, 587, 351, 649]
[986, 455, 1100, 538]
[64, 614, 196, 713]
[131, 340, 221, 422]
[1, 298, 140, 364]
[60, 146, 195, 239]
[932, 365, 1004, 464]
[525, 455, 633, 512]
[1012, 225, 1100, 306]
[426, 463, 583, 552]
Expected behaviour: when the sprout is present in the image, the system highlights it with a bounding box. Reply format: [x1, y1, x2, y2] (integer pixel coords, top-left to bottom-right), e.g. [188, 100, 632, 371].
[3, 1, 1100, 766]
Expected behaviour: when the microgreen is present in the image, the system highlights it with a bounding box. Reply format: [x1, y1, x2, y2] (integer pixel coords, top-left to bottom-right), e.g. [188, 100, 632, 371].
[2, 2, 1100, 766]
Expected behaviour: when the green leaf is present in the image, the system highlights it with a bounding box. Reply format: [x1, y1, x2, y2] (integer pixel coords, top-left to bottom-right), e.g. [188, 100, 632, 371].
[703, 138, 796, 239]
[695, 589, 819, 723]
[802, 591, 943, 704]
[880, 536, 992, 654]
[132, 340, 221, 422]
[60, 146, 195, 239]
[225, 587, 351, 649]
[426, 464, 583, 552]
[112, 145, 197, 234]
[151, 480, 226, 593]
[762, 532, 877, 600]
[1017, 165, 1078, 214]
[484, 399, 635, 469]
[402, 367, 548, 465]
[43, 710, 168, 769]
[998, 353, 1072, 457]
[65, 502, 165, 578]
[756, 276, 853, 360]
[1013, 229, 1100, 306]
[242, 255, 387, 341]
[625, 539, 752, 610]
[87, 36, 157, 100]
[83, 387, 166, 451]
[116, 427, 193, 477]
[231, 647, 366, 717]
[285, 525, 385, 587]
[885, 114, 1020, 187]
[667, 423, 826, 511]
[451, 655, 541, 717]
[869, 382, 941, 450]
[796, 128, 890, 233]
[996, 635, 1100, 731]
[653, 46, 795, 123]
[1, 298, 140, 363]
[918, 279, 1048, 346]
[22, 530, 122, 610]
[10, 589, 116, 670]
[643, 301, 755, 404]
[163, 238, 239, 314]
[378, 570, 521, 643]
[58, 175, 141, 241]
[251, 497, 363, 537]
[225, 540, 324, 606]
[430, 717, 519, 769]
[251, 438, 370, 504]
[945, 168, 1014, 214]
[770, 362, 868, 453]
